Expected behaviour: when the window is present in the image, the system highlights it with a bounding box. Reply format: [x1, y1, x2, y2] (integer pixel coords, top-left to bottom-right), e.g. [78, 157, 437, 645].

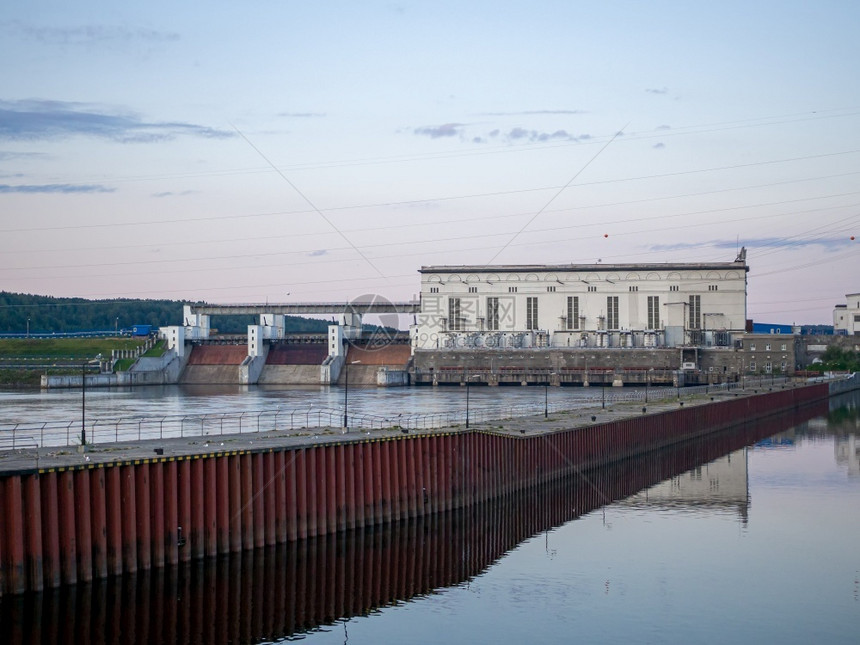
[587, 285, 597, 292]
[546, 285, 556, 293]
[487, 297, 499, 331]
[781, 343, 787, 351]
[606, 296, 619, 330]
[429, 287, 439, 293]
[670, 285, 679, 292]
[629, 286, 638, 292]
[508, 286, 518, 293]
[448, 298, 462, 331]
[765, 362, 772, 373]
[765, 343, 771, 351]
[689, 295, 701, 329]
[647, 296, 660, 330]
[781, 361, 786, 371]
[709, 285, 719, 291]
[567, 296, 579, 330]
[468, 286, 477, 293]
[526, 297, 539, 330]
[749, 343, 756, 351]
[749, 361, 756, 371]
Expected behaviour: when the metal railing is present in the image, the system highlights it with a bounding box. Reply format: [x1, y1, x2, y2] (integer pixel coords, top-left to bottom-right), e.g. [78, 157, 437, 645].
[0, 376, 796, 450]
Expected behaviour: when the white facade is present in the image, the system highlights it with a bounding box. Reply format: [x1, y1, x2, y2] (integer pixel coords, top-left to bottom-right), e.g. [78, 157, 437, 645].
[833, 293, 860, 335]
[413, 254, 748, 350]
[259, 313, 286, 339]
[160, 325, 185, 357]
[182, 304, 210, 340]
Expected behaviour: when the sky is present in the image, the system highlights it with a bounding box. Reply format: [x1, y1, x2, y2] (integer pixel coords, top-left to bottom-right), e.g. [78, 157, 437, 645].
[1, 0, 858, 326]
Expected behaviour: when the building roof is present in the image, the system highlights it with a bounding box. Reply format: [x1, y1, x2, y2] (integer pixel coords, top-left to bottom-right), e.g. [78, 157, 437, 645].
[419, 261, 748, 274]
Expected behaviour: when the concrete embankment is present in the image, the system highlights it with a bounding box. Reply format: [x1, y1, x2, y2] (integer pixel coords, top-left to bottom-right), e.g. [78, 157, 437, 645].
[0, 378, 852, 596]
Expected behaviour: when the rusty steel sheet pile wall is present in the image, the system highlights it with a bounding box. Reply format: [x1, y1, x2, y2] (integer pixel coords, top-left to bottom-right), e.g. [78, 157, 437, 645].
[0, 383, 830, 596]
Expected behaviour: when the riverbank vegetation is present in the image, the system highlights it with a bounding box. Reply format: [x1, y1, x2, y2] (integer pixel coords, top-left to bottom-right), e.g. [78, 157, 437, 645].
[0, 337, 144, 359]
[811, 346, 860, 373]
[0, 338, 151, 389]
[0, 291, 330, 334]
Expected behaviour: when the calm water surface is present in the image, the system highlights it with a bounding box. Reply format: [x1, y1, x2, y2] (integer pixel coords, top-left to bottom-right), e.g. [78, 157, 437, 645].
[297, 393, 859, 645]
[0, 383, 605, 425]
[1, 388, 857, 644]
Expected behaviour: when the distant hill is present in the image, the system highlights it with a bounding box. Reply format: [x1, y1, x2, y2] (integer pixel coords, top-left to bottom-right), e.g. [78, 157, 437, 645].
[0, 292, 329, 335]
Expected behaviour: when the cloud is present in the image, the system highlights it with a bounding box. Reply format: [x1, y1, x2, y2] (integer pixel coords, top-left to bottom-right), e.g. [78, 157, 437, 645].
[405, 201, 440, 210]
[652, 237, 851, 252]
[412, 123, 591, 144]
[413, 123, 464, 138]
[0, 99, 233, 142]
[277, 111, 326, 118]
[0, 183, 114, 194]
[649, 241, 711, 252]
[0, 150, 47, 162]
[652, 142, 665, 149]
[2, 20, 179, 46]
[480, 109, 587, 116]
[656, 124, 671, 130]
[645, 87, 669, 94]
[152, 190, 197, 198]
[308, 249, 328, 257]
[505, 128, 587, 143]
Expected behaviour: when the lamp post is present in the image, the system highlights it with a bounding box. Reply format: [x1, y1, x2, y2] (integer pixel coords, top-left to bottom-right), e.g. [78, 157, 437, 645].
[115, 317, 119, 336]
[343, 360, 361, 431]
[602, 370, 606, 409]
[26, 318, 30, 338]
[545, 380, 549, 418]
[544, 372, 557, 418]
[81, 361, 86, 447]
[465, 374, 479, 428]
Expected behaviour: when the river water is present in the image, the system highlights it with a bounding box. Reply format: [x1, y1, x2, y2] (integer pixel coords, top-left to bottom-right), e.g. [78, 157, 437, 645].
[0, 382, 639, 445]
[1, 387, 858, 643]
[0, 382, 608, 424]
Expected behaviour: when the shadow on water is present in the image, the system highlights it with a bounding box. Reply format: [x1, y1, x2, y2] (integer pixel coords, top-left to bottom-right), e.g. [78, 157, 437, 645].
[0, 399, 832, 644]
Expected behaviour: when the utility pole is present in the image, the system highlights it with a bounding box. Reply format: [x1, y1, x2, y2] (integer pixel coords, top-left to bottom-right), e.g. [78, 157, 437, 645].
[81, 361, 86, 447]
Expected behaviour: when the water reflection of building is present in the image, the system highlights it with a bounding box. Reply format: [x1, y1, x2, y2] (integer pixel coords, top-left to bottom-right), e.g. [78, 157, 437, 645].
[835, 435, 860, 477]
[620, 449, 750, 524]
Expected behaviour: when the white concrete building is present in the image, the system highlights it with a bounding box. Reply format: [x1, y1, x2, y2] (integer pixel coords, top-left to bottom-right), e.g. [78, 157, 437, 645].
[833, 293, 860, 335]
[412, 251, 749, 350]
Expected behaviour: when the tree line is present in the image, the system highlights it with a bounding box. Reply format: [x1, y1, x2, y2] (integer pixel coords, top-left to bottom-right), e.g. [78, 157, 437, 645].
[814, 346, 860, 373]
[0, 292, 329, 334]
